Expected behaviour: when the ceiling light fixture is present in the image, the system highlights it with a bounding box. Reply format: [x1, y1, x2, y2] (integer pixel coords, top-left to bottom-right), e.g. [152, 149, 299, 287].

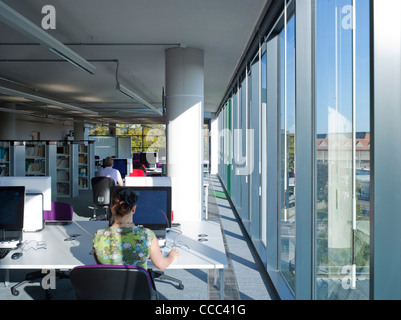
[115, 60, 163, 116]
[116, 83, 163, 116]
[0, 106, 31, 115]
[0, 86, 98, 115]
[0, 1, 96, 75]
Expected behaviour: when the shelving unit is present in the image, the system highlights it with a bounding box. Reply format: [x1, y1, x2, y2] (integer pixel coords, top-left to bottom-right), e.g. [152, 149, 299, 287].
[78, 143, 88, 189]
[25, 141, 46, 176]
[0, 139, 92, 197]
[0, 141, 10, 176]
[56, 141, 71, 197]
[77, 141, 94, 190]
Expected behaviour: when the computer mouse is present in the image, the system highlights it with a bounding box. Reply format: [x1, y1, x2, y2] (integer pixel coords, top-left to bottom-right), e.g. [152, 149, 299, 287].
[11, 252, 23, 260]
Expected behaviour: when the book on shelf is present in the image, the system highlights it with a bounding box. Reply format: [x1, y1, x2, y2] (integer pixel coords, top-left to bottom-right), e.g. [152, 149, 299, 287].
[0, 148, 9, 161]
[26, 145, 45, 157]
[79, 177, 88, 188]
[57, 158, 69, 168]
[0, 167, 9, 176]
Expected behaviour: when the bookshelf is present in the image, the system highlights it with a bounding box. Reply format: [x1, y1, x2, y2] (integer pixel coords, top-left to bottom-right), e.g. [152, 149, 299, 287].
[56, 141, 71, 197]
[78, 143, 88, 189]
[77, 141, 94, 190]
[25, 141, 46, 176]
[0, 140, 92, 197]
[0, 141, 10, 176]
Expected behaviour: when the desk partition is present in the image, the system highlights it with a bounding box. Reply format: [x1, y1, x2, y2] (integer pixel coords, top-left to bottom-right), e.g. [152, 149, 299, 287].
[0, 177, 51, 211]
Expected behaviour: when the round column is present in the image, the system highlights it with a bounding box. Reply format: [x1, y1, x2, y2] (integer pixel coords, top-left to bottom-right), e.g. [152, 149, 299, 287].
[165, 47, 204, 221]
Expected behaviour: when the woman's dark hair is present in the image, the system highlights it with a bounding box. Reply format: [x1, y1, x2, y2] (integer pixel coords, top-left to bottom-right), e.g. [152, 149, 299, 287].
[110, 187, 138, 216]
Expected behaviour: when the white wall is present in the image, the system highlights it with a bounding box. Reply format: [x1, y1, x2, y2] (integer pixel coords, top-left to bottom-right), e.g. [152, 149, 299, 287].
[0, 113, 73, 141]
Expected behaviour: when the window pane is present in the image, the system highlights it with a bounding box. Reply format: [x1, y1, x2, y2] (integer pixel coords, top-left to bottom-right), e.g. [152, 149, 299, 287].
[279, 13, 296, 292]
[261, 51, 267, 246]
[315, 0, 370, 300]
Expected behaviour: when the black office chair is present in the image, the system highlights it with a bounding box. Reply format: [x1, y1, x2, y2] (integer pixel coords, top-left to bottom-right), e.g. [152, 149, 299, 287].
[10, 203, 74, 299]
[69, 264, 159, 300]
[89, 176, 115, 220]
[151, 270, 184, 290]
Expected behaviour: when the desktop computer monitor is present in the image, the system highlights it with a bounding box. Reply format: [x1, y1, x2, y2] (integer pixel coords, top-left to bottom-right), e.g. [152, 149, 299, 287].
[113, 158, 128, 178]
[139, 152, 158, 169]
[110, 186, 171, 229]
[133, 152, 141, 164]
[0, 186, 25, 242]
[0, 176, 51, 211]
[132, 186, 171, 228]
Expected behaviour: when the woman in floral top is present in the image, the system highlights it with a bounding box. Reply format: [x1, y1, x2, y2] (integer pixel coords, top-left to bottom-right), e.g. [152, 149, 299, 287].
[93, 187, 179, 270]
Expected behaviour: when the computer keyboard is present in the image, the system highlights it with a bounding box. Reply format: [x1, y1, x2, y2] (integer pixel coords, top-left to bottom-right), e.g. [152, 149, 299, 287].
[0, 248, 10, 259]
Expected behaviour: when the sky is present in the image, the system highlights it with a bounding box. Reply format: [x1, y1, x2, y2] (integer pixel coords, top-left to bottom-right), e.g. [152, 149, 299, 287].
[315, 0, 370, 134]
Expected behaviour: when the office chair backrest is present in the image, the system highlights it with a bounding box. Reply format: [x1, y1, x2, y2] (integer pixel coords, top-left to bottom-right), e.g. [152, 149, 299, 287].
[69, 264, 155, 300]
[43, 202, 73, 222]
[130, 169, 145, 177]
[91, 177, 115, 205]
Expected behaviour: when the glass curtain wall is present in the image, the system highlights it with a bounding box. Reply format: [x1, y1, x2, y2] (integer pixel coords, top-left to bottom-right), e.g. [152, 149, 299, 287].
[261, 50, 267, 247]
[89, 123, 166, 154]
[314, 0, 370, 300]
[250, 57, 261, 237]
[216, 0, 371, 300]
[279, 9, 296, 292]
[240, 79, 249, 222]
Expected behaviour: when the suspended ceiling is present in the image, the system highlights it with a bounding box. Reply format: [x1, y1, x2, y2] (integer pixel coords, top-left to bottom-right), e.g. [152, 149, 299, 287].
[0, 0, 269, 125]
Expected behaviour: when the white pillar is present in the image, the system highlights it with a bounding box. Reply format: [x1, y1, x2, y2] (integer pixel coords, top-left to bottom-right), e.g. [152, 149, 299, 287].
[165, 47, 204, 221]
[210, 113, 219, 175]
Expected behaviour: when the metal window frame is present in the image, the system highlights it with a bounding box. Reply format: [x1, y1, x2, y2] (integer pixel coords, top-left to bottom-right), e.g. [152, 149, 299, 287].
[370, 0, 401, 300]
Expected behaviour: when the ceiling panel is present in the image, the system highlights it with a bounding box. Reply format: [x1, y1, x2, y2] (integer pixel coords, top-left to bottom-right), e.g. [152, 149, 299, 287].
[0, 0, 268, 124]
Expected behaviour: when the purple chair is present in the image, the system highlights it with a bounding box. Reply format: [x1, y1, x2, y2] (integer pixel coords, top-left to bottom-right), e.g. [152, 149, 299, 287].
[69, 264, 159, 300]
[43, 201, 73, 223]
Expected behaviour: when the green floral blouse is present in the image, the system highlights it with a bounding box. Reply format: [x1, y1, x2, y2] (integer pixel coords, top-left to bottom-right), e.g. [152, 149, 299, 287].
[93, 226, 155, 269]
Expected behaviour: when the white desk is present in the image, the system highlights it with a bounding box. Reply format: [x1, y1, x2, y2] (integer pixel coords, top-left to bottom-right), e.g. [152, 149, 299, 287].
[0, 220, 228, 299]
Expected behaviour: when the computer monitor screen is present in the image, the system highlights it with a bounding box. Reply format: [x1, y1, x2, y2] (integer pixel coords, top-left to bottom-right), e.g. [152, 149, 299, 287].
[111, 186, 171, 229]
[0, 176, 51, 210]
[140, 152, 158, 168]
[133, 186, 171, 228]
[0, 186, 25, 231]
[133, 152, 141, 163]
[113, 158, 127, 177]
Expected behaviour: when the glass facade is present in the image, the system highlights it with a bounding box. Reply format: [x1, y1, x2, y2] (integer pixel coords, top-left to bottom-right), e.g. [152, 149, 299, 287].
[279, 12, 296, 292]
[217, 0, 372, 300]
[89, 123, 166, 154]
[314, 0, 370, 300]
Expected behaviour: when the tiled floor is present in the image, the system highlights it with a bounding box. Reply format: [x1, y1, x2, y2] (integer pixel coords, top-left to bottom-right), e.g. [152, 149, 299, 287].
[0, 174, 279, 300]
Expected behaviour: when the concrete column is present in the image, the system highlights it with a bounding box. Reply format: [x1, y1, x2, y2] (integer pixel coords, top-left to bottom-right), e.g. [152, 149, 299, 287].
[210, 113, 219, 175]
[74, 122, 89, 141]
[108, 122, 116, 136]
[165, 47, 204, 221]
[0, 102, 16, 140]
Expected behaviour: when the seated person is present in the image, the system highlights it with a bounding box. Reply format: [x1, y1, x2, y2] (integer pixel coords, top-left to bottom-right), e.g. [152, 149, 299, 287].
[96, 156, 124, 186]
[92, 187, 179, 270]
